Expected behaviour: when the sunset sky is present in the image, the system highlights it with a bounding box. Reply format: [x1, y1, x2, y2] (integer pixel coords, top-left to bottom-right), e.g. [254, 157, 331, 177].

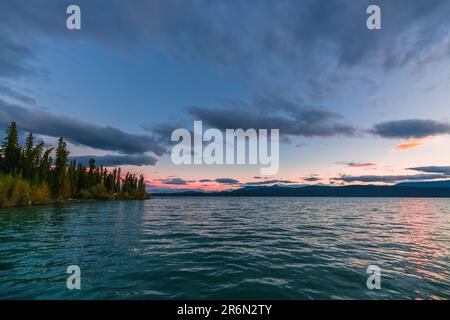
[1, 0, 450, 192]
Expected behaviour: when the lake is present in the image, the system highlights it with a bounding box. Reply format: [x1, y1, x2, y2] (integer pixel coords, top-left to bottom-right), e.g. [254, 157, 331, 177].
[0, 197, 449, 299]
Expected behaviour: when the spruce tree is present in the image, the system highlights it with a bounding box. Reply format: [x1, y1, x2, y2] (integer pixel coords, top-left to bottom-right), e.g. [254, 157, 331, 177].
[138, 175, 145, 192]
[54, 137, 70, 200]
[22, 133, 34, 181]
[1, 122, 21, 174]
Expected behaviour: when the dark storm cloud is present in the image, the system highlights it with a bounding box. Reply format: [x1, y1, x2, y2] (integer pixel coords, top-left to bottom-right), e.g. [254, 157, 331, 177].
[371, 119, 450, 139]
[334, 174, 447, 183]
[71, 154, 157, 167]
[0, 99, 166, 155]
[215, 178, 240, 185]
[408, 166, 450, 175]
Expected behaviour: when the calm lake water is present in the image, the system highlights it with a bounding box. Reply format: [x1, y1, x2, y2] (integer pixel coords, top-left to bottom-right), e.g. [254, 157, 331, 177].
[0, 197, 449, 300]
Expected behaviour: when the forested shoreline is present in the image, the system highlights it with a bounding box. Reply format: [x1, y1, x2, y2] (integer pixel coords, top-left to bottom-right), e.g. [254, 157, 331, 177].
[0, 122, 149, 208]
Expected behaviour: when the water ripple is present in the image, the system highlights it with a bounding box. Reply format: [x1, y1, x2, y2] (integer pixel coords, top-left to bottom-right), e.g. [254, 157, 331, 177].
[0, 197, 449, 299]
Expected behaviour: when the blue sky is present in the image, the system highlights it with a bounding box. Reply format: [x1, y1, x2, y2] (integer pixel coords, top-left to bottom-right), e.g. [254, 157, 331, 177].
[1, 0, 450, 191]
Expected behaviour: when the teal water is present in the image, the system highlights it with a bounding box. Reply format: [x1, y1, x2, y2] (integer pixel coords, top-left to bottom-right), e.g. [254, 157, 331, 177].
[0, 197, 449, 300]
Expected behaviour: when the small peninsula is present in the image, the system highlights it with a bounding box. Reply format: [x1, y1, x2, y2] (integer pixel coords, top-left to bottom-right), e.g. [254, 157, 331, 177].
[0, 122, 149, 208]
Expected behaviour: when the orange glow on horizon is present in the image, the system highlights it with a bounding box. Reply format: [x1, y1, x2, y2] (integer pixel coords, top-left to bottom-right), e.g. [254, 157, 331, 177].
[146, 179, 237, 191]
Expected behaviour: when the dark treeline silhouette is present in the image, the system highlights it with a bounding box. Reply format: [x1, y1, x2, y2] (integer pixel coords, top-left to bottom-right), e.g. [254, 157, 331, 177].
[0, 122, 149, 207]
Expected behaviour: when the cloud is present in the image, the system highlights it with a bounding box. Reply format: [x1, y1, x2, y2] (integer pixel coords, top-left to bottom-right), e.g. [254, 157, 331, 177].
[57, 1, 450, 69]
[142, 122, 186, 147]
[303, 176, 321, 182]
[160, 178, 194, 185]
[199, 179, 213, 183]
[408, 166, 450, 175]
[215, 178, 240, 185]
[145, 94, 356, 148]
[393, 137, 435, 151]
[0, 1, 137, 78]
[346, 162, 377, 168]
[334, 173, 447, 183]
[371, 119, 450, 139]
[71, 154, 157, 167]
[187, 96, 355, 138]
[0, 32, 35, 78]
[335, 166, 450, 183]
[0, 83, 36, 104]
[3, 1, 450, 162]
[0, 99, 166, 155]
[244, 179, 296, 186]
[3, 1, 449, 94]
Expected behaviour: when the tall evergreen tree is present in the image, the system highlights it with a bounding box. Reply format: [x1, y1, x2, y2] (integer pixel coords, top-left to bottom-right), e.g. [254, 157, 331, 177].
[53, 137, 70, 200]
[138, 175, 145, 192]
[37, 148, 52, 184]
[1, 122, 21, 174]
[22, 133, 34, 181]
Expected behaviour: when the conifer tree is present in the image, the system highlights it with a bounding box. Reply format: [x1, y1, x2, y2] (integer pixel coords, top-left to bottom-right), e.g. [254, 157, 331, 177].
[1, 122, 21, 174]
[22, 133, 34, 181]
[53, 137, 70, 200]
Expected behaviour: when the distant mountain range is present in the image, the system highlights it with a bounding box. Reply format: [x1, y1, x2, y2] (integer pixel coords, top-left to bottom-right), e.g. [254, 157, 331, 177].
[395, 180, 450, 188]
[153, 181, 450, 198]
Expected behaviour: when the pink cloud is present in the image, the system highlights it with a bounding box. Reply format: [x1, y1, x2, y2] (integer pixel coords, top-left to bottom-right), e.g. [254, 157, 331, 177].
[394, 136, 435, 151]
